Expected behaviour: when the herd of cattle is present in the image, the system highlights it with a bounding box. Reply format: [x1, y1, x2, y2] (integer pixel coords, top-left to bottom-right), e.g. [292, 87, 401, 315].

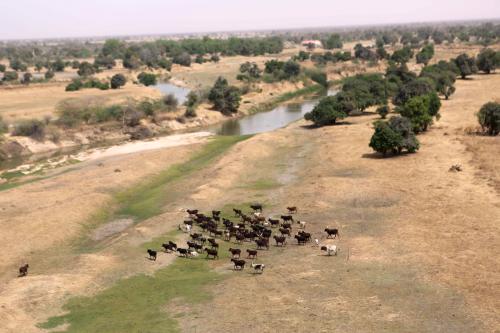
[146, 204, 340, 274]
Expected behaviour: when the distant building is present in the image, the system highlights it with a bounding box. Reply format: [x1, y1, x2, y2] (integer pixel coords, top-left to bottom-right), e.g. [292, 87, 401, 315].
[301, 40, 322, 49]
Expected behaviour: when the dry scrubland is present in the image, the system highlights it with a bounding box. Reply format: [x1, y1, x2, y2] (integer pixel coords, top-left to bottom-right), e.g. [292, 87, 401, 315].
[0, 44, 499, 332]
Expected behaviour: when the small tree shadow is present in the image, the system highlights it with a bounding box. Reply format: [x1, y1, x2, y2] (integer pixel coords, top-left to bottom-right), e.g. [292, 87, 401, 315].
[300, 120, 352, 130]
[362, 152, 412, 159]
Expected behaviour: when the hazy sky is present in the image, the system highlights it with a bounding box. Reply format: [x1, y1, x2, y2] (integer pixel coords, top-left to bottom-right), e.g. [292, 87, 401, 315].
[1, 0, 499, 40]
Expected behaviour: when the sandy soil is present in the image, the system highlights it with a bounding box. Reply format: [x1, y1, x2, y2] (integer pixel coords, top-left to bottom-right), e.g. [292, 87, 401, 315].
[0, 82, 161, 121]
[0, 47, 499, 333]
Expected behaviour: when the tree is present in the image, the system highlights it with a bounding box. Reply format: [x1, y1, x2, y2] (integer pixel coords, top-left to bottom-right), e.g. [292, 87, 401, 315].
[369, 121, 404, 156]
[210, 54, 220, 63]
[324, 34, 343, 49]
[393, 78, 434, 106]
[77, 61, 96, 77]
[208, 77, 241, 115]
[110, 74, 127, 89]
[416, 44, 435, 65]
[388, 116, 419, 153]
[420, 64, 457, 99]
[354, 44, 377, 61]
[476, 48, 499, 74]
[377, 105, 389, 119]
[173, 52, 192, 67]
[304, 95, 349, 126]
[50, 59, 66, 72]
[283, 60, 300, 78]
[238, 62, 261, 82]
[295, 51, 310, 61]
[396, 92, 441, 133]
[102, 39, 126, 59]
[94, 55, 116, 69]
[137, 72, 157, 86]
[0, 64, 6, 72]
[477, 102, 500, 135]
[454, 53, 477, 79]
[9, 59, 27, 71]
[391, 47, 414, 64]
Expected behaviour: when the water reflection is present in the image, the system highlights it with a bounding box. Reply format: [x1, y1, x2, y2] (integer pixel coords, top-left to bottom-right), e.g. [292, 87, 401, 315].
[153, 83, 191, 104]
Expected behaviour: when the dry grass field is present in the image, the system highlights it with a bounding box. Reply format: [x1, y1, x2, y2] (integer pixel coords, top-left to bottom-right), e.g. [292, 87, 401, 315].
[0, 44, 498, 333]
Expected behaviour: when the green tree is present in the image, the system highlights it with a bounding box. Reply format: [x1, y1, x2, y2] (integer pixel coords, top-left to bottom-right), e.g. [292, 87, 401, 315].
[9, 59, 27, 71]
[393, 78, 434, 106]
[476, 48, 499, 74]
[208, 77, 241, 115]
[391, 47, 414, 64]
[369, 121, 404, 156]
[102, 39, 126, 59]
[77, 61, 96, 77]
[0, 64, 5, 72]
[50, 59, 66, 72]
[110, 74, 127, 89]
[453, 53, 477, 79]
[23, 72, 32, 85]
[477, 102, 500, 135]
[137, 72, 157, 86]
[324, 34, 343, 49]
[377, 105, 389, 119]
[304, 95, 349, 126]
[416, 44, 435, 65]
[283, 60, 301, 78]
[94, 55, 116, 69]
[396, 92, 441, 133]
[158, 58, 172, 71]
[210, 54, 220, 63]
[45, 70, 55, 80]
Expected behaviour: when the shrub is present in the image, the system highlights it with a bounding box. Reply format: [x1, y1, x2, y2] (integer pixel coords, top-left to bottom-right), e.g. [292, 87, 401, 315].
[306, 69, 328, 87]
[23, 73, 32, 85]
[210, 54, 220, 63]
[208, 77, 241, 115]
[2, 71, 19, 82]
[163, 94, 178, 110]
[12, 119, 46, 141]
[377, 105, 389, 119]
[45, 70, 55, 79]
[304, 95, 349, 126]
[185, 106, 197, 118]
[184, 91, 200, 107]
[50, 59, 66, 72]
[110, 74, 127, 89]
[77, 61, 96, 77]
[323, 34, 343, 49]
[477, 102, 500, 135]
[9, 59, 27, 71]
[158, 58, 172, 71]
[195, 55, 205, 64]
[137, 72, 157, 86]
[0, 64, 5, 72]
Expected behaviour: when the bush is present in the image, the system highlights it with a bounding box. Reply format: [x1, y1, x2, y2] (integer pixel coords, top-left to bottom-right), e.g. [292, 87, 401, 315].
[210, 54, 220, 63]
[208, 77, 241, 115]
[163, 94, 178, 110]
[477, 102, 500, 135]
[9, 59, 27, 72]
[110, 74, 127, 89]
[304, 95, 349, 126]
[158, 58, 172, 71]
[185, 106, 197, 118]
[377, 105, 389, 119]
[12, 119, 46, 141]
[323, 34, 343, 49]
[0, 64, 5, 72]
[45, 70, 55, 79]
[2, 71, 19, 82]
[65, 80, 83, 91]
[137, 72, 157, 86]
[306, 69, 328, 87]
[77, 61, 96, 77]
[23, 73, 32, 85]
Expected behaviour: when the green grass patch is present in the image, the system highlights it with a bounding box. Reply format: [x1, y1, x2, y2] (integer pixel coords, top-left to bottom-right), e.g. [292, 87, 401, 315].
[38, 257, 222, 333]
[249, 84, 324, 115]
[241, 178, 281, 190]
[114, 135, 250, 222]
